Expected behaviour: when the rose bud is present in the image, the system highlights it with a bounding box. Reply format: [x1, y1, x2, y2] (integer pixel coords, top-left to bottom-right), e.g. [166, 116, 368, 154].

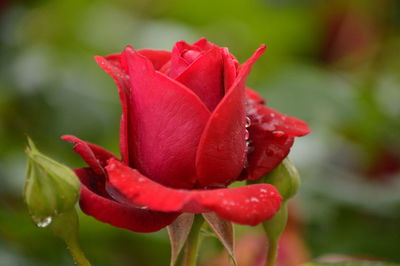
[24, 138, 80, 227]
[62, 38, 310, 233]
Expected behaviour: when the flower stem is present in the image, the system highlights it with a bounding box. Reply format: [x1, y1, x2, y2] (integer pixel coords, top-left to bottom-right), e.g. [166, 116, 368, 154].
[182, 215, 204, 266]
[263, 203, 288, 266]
[66, 239, 91, 266]
[265, 241, 278, 266]
[50, 210, 92, 266]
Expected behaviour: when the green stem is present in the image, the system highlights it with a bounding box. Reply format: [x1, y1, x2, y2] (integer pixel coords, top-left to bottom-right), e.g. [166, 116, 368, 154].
[50, 210, 92, 266]
[66, 239, 91, 266]
[266, 241, 279, 266]
[182, 215, 204, 266]
[263, 203, 288, 266]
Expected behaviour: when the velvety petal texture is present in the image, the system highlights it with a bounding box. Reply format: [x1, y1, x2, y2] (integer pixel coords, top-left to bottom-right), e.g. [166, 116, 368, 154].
[124, 47, 210, 189]
[61, 135, 117, 176]
[196, 45, 266, 187]
[176, 47, 224, 111]
[63, 38, 310, 233]
[107, 159, 282, 226]
[242, 90, 311, 180]
[76, 168, 178, 233]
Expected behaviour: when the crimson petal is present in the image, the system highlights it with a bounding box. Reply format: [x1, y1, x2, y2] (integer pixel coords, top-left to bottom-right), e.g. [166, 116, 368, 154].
[61, 135, 117, 176]
[246, 88, 265, 104]
[107, 159, 282, 226]
[249, 105, 310, 138]
[124, 47, 210, 189]
[196, 45, 266, 187]
[137, 49, 171, 70]
[176, 47, 224, 111]
[76, 168, 178, 233]
[243, 102, 310, 180]
[95, 55, 131, 164]
[223, 48, 239, 92]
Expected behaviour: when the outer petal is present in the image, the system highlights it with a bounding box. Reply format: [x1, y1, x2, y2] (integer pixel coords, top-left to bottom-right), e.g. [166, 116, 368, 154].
[247, 104, 310, 138]
[137, 49, 171, 70]
[61, 135, 117, 176]
[196, 45, 266, 187]
[176, 47, 224, 111]
[95, 54, 131, 164]
[193, 38, 215, 50]
[124, 47, 210, 189]
[246, 88, 265, 104]
[76, 168, 178, 233]
[242, 103, 310, 180]
[107, 159, 282, 226]
[102, 49, 171, 71]
[223, 48, 239, 92]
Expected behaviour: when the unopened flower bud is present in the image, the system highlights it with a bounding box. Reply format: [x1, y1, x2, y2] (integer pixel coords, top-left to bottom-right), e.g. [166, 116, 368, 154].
[24, 138, 80, 227]
[263, 159, 300, 200]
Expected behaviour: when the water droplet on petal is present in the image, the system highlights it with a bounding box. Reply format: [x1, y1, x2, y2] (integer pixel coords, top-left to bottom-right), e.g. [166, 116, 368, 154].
[250, 197, 260, 202]
[272, 130, 285, 137]
[245, 117, 251, 128]
[244, 130, 250, 140]
[36, 216, 52, 228]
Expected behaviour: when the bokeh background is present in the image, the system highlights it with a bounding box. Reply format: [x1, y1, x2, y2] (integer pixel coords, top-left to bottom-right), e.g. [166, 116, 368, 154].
[1, 0, 400, 265]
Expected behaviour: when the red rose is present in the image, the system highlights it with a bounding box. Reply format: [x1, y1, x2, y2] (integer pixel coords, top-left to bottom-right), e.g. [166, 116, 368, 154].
[62, 38, 310, 233]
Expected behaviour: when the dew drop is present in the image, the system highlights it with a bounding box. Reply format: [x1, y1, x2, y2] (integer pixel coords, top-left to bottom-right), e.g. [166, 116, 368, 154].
[272, 130, 285, 137]
[245, 117, 251, 128]
[250, 197, 260, 202]
[36, 216, 52, 228]
[244, 130, 250, 140]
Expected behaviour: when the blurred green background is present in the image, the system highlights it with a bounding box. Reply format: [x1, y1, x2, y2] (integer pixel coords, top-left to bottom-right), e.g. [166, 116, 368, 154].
[1, 0, 400, 265]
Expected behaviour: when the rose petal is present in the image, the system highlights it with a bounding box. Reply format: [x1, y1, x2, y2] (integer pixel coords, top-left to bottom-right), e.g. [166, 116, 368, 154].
[196, 45, 266, 187]
[242, 103, 310, 180]
[193, 38, 215, 50]
[124, 47, 210, 189]
[75, 168, 178, 233]
[246, 88, 265, 104]
[137, 49, 171, 70]
[176, 47, 224, 111]
[248, 104, 310, 138]
[61, 135, 117, 176]
[244, 134, 294, 181]
[95, 55, 131, 164]
[168, 41, 202, 78]
[107, 159, 282, 226]
[223, 48, 239, 92]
